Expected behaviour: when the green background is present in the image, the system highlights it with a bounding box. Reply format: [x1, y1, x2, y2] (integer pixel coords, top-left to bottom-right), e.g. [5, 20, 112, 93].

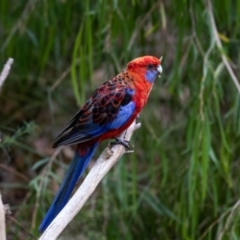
[1, 0, 240, 239]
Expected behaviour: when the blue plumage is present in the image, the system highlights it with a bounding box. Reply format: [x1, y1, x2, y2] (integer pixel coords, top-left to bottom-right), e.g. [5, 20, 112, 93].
[39, 102, 135, 232]
[145, 69, 159, 83]
[106, 101, 135, 129]
[39, 55, 162, 234]
[51, 97, 136, 147]
[39, 142, 98, 232]
[39, 70, 139, 233]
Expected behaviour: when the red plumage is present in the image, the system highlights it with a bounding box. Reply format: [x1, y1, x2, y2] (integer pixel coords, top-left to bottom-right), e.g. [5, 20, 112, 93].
[39, 55, 162, 232]
[53, 55, 162, 147]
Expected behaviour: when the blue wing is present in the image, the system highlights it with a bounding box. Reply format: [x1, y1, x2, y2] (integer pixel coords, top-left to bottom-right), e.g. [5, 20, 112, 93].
[39, 98, 135, 232]
[39, 142, 98, 232]
[39, 78, 136, 232]
[53, 83, 135, 147]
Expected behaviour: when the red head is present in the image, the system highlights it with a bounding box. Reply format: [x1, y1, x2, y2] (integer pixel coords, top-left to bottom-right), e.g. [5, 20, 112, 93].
[127, 56, 162, 83]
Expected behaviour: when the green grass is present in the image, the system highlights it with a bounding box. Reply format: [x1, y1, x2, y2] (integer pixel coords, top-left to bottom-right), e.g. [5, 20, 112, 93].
[1, 0, 240, 239]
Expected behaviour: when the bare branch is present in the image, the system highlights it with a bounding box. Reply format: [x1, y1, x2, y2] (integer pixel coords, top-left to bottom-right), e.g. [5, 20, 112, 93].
[0, 58, 14, 90]
[0, 58, 14, 240]
[0, 193, 6, 240]
[39, 120, 141, 240]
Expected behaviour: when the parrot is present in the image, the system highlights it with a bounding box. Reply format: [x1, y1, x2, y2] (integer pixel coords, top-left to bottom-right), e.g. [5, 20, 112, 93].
[39, 55, 162, 232]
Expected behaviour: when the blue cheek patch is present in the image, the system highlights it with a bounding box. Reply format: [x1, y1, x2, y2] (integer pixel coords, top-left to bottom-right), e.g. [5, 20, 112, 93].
[145, 69, 158, 83]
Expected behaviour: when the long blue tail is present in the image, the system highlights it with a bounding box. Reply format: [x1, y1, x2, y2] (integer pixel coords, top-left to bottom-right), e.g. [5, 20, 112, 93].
[39, 142, 98, 232]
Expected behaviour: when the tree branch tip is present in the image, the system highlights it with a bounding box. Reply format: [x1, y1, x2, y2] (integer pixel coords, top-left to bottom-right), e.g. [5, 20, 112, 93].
[7, 58, 14, 64]
[0, 57, 14, 90]
[134, 122, 141, 130]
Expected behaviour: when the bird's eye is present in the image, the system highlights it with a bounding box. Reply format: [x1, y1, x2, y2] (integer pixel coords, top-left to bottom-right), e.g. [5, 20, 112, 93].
[147, 64, 154, 69]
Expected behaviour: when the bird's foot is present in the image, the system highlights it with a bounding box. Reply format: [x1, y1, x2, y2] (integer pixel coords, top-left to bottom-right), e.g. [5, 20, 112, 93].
[110, 137, 130, 149]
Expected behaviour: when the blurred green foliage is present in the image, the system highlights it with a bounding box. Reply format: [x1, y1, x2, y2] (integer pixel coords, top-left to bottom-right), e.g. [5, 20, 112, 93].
[1, 0, 240, 239]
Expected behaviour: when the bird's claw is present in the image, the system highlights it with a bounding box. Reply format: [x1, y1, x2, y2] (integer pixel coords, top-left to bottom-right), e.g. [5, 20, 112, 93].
[110, 137, 130, 149]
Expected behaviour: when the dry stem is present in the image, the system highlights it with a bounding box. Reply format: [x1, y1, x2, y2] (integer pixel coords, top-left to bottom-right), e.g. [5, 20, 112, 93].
[39, 120, 140, 240]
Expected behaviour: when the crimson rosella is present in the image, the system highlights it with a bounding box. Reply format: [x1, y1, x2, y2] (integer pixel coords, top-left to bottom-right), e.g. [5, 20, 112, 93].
[39, 55, 163, 232]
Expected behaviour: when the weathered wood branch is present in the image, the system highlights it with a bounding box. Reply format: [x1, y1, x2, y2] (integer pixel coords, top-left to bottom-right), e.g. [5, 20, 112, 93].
[39, 120, 141, 240]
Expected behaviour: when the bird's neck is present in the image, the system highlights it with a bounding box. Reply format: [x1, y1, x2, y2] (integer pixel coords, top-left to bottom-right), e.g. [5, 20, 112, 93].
[128, 70, 153, 110]
[129, 69, 153, 91]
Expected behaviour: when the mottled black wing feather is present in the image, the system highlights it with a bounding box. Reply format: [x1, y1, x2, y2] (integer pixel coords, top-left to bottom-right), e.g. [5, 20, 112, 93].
[52, 75, 134, 148]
